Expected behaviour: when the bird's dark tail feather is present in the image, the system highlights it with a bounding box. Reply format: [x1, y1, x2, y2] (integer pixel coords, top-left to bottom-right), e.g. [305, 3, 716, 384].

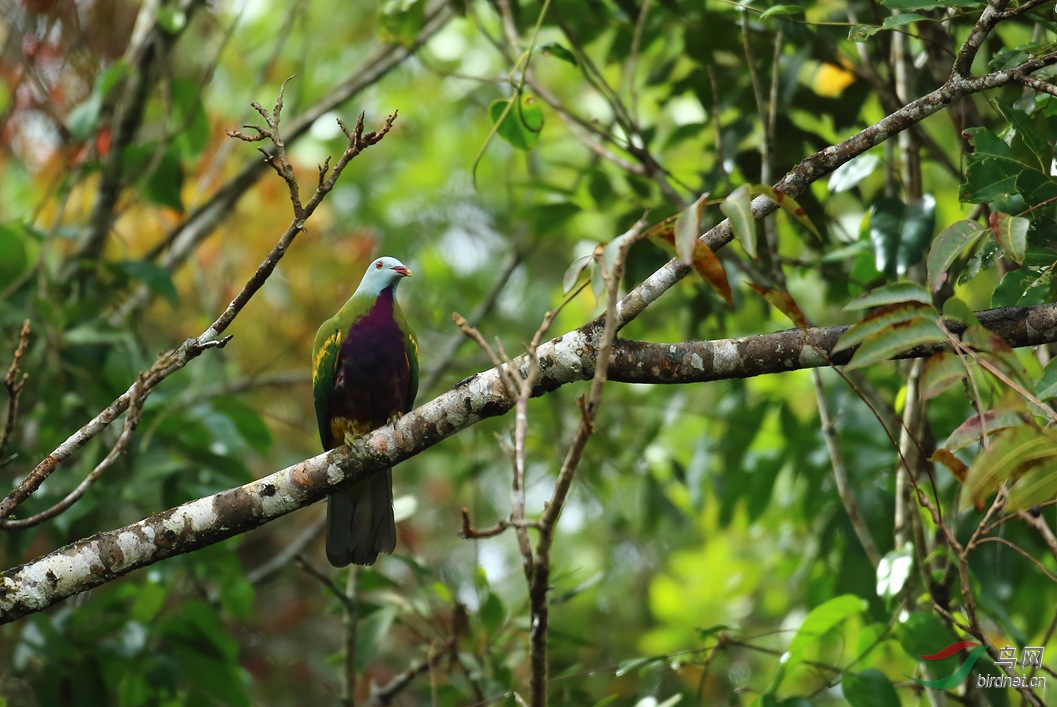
[325, 469, 397, 566]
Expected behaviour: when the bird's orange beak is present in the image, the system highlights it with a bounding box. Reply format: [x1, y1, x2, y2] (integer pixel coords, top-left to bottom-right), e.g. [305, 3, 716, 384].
[393, 265, 412, 278]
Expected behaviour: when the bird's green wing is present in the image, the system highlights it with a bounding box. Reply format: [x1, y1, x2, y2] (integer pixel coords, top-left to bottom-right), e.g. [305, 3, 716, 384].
[405, 325, 419, 412]
[312, 317, 343, 450]
[394, 305, 419, 411]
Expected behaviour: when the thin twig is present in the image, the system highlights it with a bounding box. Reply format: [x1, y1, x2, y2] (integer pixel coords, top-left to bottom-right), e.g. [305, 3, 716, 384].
[811, 370, 882, 567]
[246, 514, 326, 584]
[0, 99, 398, 522]
[0, 320, 31, 466]
[343, 566, 359, 706]
[0, 373, 147, 530]
[294, 553, 354, 612]
[364, 637, 455, 707]
[527, 216, 648, 707]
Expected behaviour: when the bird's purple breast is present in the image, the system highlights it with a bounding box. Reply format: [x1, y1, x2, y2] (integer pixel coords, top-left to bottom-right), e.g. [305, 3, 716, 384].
[331, 288, 412, 431]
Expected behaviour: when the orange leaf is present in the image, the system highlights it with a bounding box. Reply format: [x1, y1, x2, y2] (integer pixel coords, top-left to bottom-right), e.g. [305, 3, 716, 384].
[747, 284, 809, 332]
[930, 448, 969, 483]
[647, 216, 733, 307]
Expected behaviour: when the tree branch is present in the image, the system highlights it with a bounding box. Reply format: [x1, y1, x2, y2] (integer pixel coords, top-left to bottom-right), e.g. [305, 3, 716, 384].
[3, 300, 1057, 623]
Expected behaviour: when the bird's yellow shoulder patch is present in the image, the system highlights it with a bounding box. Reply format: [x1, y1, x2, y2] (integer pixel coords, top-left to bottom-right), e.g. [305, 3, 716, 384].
[313, 329, 342, 384]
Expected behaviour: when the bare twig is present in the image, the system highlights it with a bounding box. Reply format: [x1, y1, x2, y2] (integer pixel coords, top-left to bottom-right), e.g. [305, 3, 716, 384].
[0, 320, 31, 466]
[246, 514, 326, 584]
[114, 1, 456, 322]
[527, 217, 647, 707]
[343, 566, 359, 706]
[295, 553, 354, 612]
[1012, 72, 1057, 97]
[811, 370, 882, 568]
[459, 506, 539, 539]
[0, 98, 398, 522]
[0, 373, 147, 530]
[893, 360, 926, 563]
[951, 0, 1011, 78]
[364, 638, 455, 707]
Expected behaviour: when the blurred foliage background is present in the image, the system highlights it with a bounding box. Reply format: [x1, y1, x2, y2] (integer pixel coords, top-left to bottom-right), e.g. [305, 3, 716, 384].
[2, 0, 1057, 705]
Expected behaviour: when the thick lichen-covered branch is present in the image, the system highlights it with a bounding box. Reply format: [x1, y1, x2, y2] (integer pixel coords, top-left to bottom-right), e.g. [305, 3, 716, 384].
[4, 301, 1057, 624]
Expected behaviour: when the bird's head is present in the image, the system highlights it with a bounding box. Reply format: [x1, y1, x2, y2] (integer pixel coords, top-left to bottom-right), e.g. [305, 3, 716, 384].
[353, 256, 413, 296]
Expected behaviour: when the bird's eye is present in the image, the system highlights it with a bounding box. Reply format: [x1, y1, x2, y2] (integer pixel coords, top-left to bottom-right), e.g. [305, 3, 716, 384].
[375, 261, 383, 269]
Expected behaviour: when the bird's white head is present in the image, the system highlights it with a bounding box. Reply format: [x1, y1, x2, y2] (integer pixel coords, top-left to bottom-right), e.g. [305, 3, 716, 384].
[353, 256, 413, 297]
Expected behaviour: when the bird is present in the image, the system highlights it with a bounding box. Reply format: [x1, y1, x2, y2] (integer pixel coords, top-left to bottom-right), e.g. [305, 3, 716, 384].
[312, 256, 419, 566]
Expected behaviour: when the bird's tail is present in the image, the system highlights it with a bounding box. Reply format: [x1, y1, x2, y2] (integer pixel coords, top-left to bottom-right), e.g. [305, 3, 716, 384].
[325, 469, 397, 566]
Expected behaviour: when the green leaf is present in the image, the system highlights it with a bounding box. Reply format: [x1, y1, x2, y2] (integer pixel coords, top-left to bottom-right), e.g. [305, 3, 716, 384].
[156, 6, 187, 33]
[480, 591, 505, 635]
[940, 297, 980, 326]
[828, 153, 880, 193]
[834, 301, 937, 353]
[897, 612, 962, 681]
[992, 269, 1051, 308]
[1007, 463, 1057, 511]
[66, 63, 128, 141]
[615, 656, 661, 676]
[842, 669, 901, 707]
[849, 24, 880, 42]
[844, 317, 947, 370]
[123, 143, 185, 212]
[868, 195, 935, 278]
[721, 185, 755, 258]
[562, 254, 592, 294]
[213, 396, 273, 453]
[960, 128, 1026, 203]
[1015, 168, 1057, 207]
[536, 42, 577, 65]
[1036, 357, 1057, 399]
[67, 93, 104, 142]
[961, 325, 1030, 387]
[995, 101, 1052, 173]
[876, 543, 913, 599]
[377, 0, 425, 46]
[489, 94, 544, 151]
[759, 5, 805, 19]
[945, 410, 1025, 452]
[117, 259, 179, 307]
[960, 425, 1057, 511]
[926, 220, 986, 293]
[920, 351, 968, 399]
[845, 282, 933, 310]
[882, 0, 944, 8]
[989, 212, 1028, 264]
[785, 595, 867, 674]
[172, 78, 210, 160]
[354, 605, 397, 670]
[0, 224, 28, 286]
[750, 185, 820, 239]
[882, 13, 923, 28]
